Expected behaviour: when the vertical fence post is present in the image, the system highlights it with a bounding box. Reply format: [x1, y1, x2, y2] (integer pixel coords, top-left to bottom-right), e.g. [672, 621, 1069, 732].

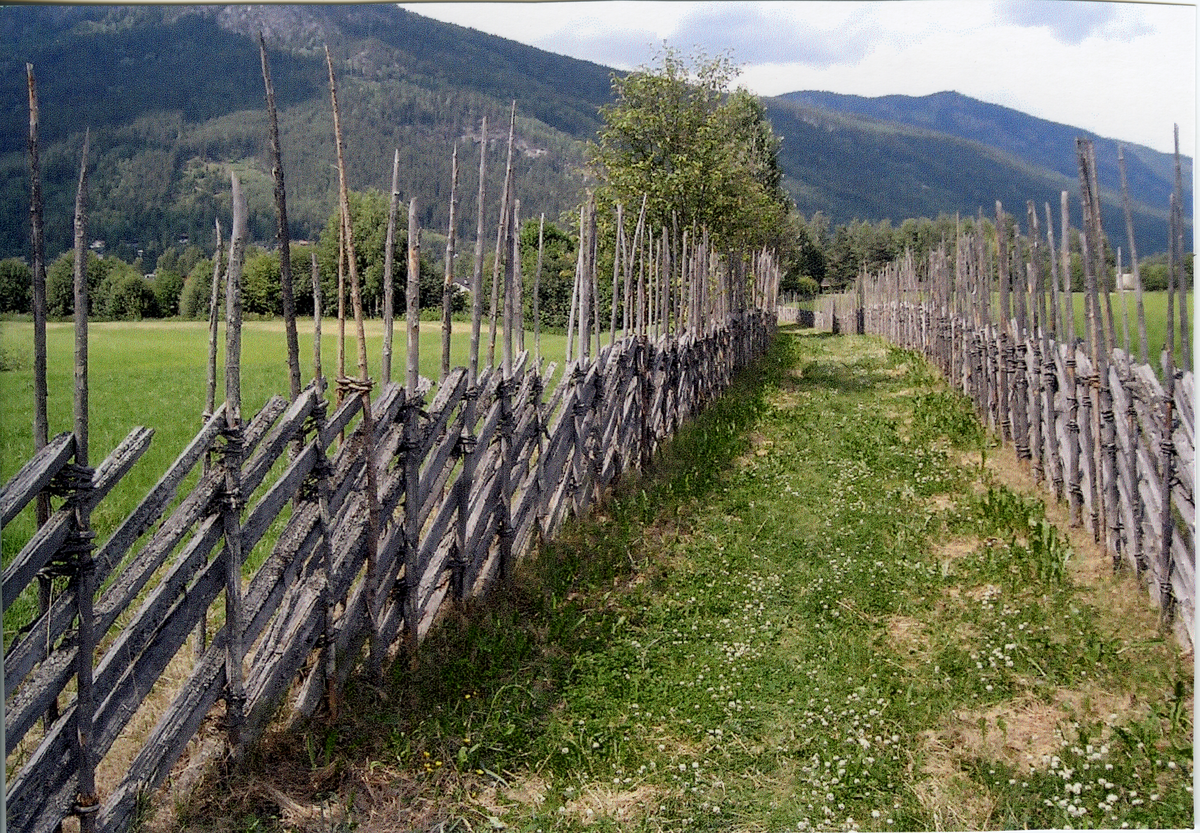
[442, 143, 459, 383]
[70, 129, 99, 832]
[404, 198, 422, 650]
[259, 34, 301, 402]
[308, 256, 339, 714]
[383, 148, 401, 386]
[221, 172, 249, 752]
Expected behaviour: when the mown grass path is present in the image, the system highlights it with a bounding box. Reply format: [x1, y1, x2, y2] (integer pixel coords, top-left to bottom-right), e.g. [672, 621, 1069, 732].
[175, 328, 1193, 833]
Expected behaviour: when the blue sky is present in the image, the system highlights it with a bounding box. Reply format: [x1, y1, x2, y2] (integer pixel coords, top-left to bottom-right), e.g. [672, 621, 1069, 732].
[401, 0, 1196, 158]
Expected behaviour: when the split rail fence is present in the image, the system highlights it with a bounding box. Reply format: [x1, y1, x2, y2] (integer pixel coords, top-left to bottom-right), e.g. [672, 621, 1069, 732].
[823, 137, 1195, 648]
[3, 308, 774, 833]
[6, 55, 782, 833]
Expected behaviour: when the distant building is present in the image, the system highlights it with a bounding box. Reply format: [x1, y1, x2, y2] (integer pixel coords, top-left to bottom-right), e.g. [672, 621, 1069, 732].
[1118, 272, 1138, 291]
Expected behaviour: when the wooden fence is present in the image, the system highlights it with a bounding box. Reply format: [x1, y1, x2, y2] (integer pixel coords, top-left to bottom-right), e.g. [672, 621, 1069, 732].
[821, 138, 1195, 649]
[7, 54, 784, 832]
[3, 305, 776, 833]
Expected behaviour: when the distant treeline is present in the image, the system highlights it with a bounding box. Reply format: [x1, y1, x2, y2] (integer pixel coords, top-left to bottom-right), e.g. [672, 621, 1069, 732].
[4, 204, 1190, 323]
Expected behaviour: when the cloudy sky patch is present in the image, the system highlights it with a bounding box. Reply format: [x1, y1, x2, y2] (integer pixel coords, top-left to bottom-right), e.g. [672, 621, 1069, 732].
[670, 4, 877, 68]
[402, 1, 1195, 156]
[995, 0, 1123, 43]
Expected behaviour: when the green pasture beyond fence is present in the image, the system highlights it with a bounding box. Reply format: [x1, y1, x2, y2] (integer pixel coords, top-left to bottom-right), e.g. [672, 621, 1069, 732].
[812, 290, 1193, 368]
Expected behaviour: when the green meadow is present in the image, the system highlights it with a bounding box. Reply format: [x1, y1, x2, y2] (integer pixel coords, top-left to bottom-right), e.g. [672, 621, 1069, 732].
[1061, 290, 1194, 365]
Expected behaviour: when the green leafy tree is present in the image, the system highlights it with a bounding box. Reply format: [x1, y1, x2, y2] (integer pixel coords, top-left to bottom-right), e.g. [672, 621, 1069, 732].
[0, 258, 31, 314]
[152, 268, 185, 317]
[520, 218, 576, 330]
[179, 257, 216, 320]
[106, 273, 158, 319]
[243, 248, 282, 316]
[314, 190, 441, 315]
[46, 250, 120, 317]
[587, 48, 792, 253]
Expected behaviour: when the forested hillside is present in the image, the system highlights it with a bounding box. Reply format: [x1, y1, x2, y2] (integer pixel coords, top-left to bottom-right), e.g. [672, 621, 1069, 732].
[780, 90, 1190, 215]
[0, 4, 613, 265]
[765, 94, 1188, 257]
[0, 4, 1187, 275]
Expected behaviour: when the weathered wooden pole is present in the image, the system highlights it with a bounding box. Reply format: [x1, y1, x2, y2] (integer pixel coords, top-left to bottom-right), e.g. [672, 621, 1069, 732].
[197, 217, 224, 659]
[206, 221, 224, 421]
[71, 127, 99, 831]
[533, 212, 545, 367]
[1078, 142, 1105, 540]
[503, 194, 515, 375]
[610, 202, 623, 346]
[72, 127, 91, 498]
[1118, 147, 1150, 365]
[566, 207, 582, 362]
[27, 64, 48, 530]
[1172, 126, 1190, 372]
[996, 202, 1014, 444]
[336, 211, 347, 409]
[1044, 202, 1065, 501]
[502, 196, 517, 370]
[404, 197, 422, 649]
[1060, 190, 1082, 527]
[382, 148, 401, 385]
[630, 195, 647, 339]
[259, 34, 301, 400]
[511, 197, 524, 356]
[441, 142, 459, 382]
[1080, 138, 1119, 555]
[311, 252, 322, 385]
[577, 199, 592, 360]
[1118, 247, 1132, 359]
[589, 199, 601, 358]
[326, 43, 383, 675]
[1157, 182, 1180, 628]
[469, 117, 488, 384]
[489, 103, 517, 369]
[222, 171, 249, 750]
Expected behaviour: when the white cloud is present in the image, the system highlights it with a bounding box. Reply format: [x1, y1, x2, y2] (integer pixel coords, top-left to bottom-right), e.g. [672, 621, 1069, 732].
[400, 1, 1196, 155]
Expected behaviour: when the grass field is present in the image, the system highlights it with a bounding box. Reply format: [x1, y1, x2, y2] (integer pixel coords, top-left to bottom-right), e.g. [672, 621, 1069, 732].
[164, 328, 1192, 832]
[1065, 290, 1194, 365]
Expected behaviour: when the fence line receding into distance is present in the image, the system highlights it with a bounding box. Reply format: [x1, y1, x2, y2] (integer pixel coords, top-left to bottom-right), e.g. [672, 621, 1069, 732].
[818, 136, 1194, 650]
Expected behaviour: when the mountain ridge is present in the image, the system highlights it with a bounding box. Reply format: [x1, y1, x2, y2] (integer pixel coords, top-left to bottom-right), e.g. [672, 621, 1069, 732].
[778, 89, 1190, 219]
[0, 4, 1187, 266]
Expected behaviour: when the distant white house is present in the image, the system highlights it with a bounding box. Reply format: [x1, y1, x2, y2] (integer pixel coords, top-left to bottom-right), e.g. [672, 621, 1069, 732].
[1117, 272, 1139, 291]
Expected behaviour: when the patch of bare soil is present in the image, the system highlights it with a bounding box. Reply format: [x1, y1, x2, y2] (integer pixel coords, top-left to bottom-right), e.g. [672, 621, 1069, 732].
[562, 783, 664, 827]
[913, 685, 1148, 831]
[886, 615, 930, 670]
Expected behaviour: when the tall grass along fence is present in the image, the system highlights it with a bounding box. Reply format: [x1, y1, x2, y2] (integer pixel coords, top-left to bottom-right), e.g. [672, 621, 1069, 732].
[6, 57, 782, 832]
[823, 136, 1194, 649]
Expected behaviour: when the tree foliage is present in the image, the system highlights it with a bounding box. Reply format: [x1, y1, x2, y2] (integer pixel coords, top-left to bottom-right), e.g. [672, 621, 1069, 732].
[0, 258, 32, 314]
[587, 48, 791, 253]
[519, 218, 576, 329]
[314, 190, 442, 315]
